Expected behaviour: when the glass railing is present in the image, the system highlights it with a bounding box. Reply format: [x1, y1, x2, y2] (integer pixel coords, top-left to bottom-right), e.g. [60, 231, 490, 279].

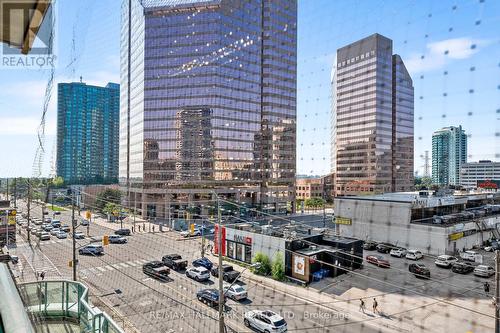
[17, 280, 123, 333]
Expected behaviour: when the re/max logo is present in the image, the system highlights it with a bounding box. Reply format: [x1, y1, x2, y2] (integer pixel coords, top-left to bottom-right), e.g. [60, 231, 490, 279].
[234, 235, 252, 245]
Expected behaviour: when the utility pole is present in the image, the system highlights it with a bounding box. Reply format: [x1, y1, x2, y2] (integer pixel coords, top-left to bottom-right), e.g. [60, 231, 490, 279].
[71, 190, 77, 281]
[323, 202, 326, 228]
[495, 250, 500, 333]
[27, 181, 31, 243]
[216, 193, 225, 333]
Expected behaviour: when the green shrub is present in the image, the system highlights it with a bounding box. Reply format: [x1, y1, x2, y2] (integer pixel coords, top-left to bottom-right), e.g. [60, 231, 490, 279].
[252, 252, 271, 275]
[271, 252, 285, 281]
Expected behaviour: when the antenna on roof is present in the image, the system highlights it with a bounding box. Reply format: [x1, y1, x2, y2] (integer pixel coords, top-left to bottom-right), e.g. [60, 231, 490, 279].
[80, 76, 83, 83]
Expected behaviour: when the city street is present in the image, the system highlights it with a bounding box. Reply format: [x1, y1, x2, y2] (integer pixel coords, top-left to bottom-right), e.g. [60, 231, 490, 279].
[11, 201, 381, 333]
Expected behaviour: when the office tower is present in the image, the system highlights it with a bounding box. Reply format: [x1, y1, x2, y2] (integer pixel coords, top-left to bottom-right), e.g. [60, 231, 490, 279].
[331, 33, 414, 196]
[57, 82, 120, 184]
[432, 125, 467, 186]
[120, 0, 297, 218]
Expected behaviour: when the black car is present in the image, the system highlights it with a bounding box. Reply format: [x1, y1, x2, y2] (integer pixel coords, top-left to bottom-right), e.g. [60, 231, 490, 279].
[409, 263, 430, 278]
[115, 228, 131, 236]
[142, 261, 170, 280]
[162, 254, 188, 271]
[451, 262, 474, 274]
[211, 264, 240, 282]
[363, 241, 378, 251]
[196, 288, 224, 307]
[376, 243, 395, 253]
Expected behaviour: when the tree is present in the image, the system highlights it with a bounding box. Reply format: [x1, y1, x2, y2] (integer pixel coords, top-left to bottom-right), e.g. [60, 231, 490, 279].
[95, 188, 122, 212]
[51, 176, 65, 188]
[305, 197, 325, 209]
[252, 252, 271, 275]
[271, 252, 285, 281]
[103, 202, 120, 216]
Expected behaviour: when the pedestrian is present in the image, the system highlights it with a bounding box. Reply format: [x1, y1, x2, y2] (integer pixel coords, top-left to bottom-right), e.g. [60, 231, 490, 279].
[484, 282, 490, 295]
[372, 298, 379, 314]
[359, 299, 365, 313]
[138, 225, 141, 232]
[40, 271, 45, 281]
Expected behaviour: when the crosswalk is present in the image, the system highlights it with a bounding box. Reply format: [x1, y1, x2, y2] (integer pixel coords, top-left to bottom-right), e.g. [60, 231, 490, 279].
[80, 258, 151, 277]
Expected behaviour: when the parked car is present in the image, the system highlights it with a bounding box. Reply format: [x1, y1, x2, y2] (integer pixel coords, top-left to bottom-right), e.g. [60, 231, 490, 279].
[35, 229, 44, 237]
[409, 263, 430, 278]
[180, 228, 201, 238]
[211, 264, 241, 282]
[60, 225, 70, 232]
[50, 228, 60, 236]
[244, 310, 287, 333]
[109, 235, 127, 244]
[363, 241, 378, 251]
[143, 261, 170, 280]
[115, 228, 131, 236]
[186, 266, 210, 282]
[460, 250, 478, 262]
[434, 255, 458, 268]
[451, 262, 474, 274]
[81, 219, 89, 226]
[376, 243, 395, 253]
[224, 284, 248, 301]
[366, 255, 390, 268]
[51, 220, 61, 228]
[390, 247, 407, 258]
[74, 232, 85, 239]
[473, 265, 495, 277]
[162, 254, 188, 271]
[43, 224, 53, 232]
[56, 231, 67, 239]
[196, 289, 224, 308]
[79, 244, 104, 256]
[9, 255, 19, 265]
[405, 249, 423, 260]
[40, 232, 50, 241]
[192, 257, 213, 270]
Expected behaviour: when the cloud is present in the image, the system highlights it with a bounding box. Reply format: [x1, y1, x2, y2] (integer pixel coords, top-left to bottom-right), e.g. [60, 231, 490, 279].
[404, 37, 490, 74]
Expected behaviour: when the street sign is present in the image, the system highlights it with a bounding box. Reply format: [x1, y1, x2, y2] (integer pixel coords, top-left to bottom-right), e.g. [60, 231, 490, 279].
[103, 235, 109, 246]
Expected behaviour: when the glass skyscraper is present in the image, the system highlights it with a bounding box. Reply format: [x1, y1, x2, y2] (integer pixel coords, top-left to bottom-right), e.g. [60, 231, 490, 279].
[120, 0, 297, 217]
[57, 82, 120, 184]
[432, 125, 467, 186]
[331, 34, 414, 196]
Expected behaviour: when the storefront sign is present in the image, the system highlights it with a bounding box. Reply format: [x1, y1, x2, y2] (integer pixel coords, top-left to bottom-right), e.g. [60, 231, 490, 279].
[448, 232, 464, 241]
[293, 255, 305, 275]
[234, 234, 252, 245]
[335, 217, 352, 225]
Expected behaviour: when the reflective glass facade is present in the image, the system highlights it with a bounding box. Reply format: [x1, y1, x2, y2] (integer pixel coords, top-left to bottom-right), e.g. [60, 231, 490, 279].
[331, 34, 414, 196]
[57, 82, 120, 185]
[432, 125, 467, 186]
[120, 0, 297, 216]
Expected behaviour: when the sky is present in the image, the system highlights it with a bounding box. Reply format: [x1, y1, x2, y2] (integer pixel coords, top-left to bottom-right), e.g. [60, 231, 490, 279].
[0, 0, 499, 178]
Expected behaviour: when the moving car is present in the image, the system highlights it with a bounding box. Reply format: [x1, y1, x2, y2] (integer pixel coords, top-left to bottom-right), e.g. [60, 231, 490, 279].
[81, 219, 89, 226]
[74, 232, 85, 239]
[115, 228, 131, 236]
[409, 263, 430, 278]
[56, 231, 67, 239]
[376, 243, 395, 253]
[244, 310, 287, 333]
[434, 255, 458, 268]
[363, 241, 378, 251]
[460, 250, 478, 262]
[51, 220, 61, 228]
[451, 262, 474, 274]
[473, 265, 495, 277]
[40, 232, 50, 241]
[9, 255, 19, 265]
[211, 264, 241, 282]
[366, 255, 390, 268]
[224, 284, 248, 301]
[196, 289, 224, 308]
[186, 266, 210, 282]
[162, 254, 188, 271]
[192, 257, 213, 270]
[43, 225, 53, 232]
[109, 235, 127, 244]
[405, 249, 423, 260]
[50, 228, 60, 236]
[180, 228, 201, 238]
[60, 225, 70, 232]
[79, 244, 104, 256]
[390, 247, 407, 258]
[143, 261, 170, 280]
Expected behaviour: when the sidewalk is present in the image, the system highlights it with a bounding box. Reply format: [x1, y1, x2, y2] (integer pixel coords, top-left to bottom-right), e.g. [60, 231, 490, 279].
[81, 212, 161, 234]
[206, 252, 493, 333]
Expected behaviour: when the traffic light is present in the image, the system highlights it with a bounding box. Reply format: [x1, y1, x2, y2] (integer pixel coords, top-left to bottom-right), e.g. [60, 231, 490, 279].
[103, 235, 109, 246]
[85, 211, 91, 220]
[190, 223, 195, 234]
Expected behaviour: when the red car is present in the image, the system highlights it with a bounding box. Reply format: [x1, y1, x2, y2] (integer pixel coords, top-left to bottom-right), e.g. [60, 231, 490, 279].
[366, 255, 391, 268]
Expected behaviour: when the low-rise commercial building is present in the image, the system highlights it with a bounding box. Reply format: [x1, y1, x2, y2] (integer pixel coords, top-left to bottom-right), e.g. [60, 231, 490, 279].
[460, 160, 500, 189]
[334, 191, 500, 256]
[217, 222, 363, 284]
[295, 173, 335, 202]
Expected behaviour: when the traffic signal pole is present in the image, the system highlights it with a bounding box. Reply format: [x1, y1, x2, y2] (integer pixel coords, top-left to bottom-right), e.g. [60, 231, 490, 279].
[495, 250, 500, 333]
[72, 191, 77, 281]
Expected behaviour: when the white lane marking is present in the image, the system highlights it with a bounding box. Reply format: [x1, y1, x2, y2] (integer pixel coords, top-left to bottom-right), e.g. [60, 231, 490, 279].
[97, 266, 107, 272]
[106, 266, 114, 271]
[127, 261, 138, 267]
[119, 263, 129, 268]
